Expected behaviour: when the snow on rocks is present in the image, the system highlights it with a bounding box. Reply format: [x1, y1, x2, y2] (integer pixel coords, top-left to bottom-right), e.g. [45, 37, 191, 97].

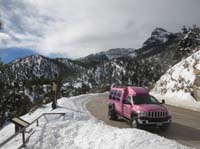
[152, 50, 200, 111]
[0, 93, 190, 149]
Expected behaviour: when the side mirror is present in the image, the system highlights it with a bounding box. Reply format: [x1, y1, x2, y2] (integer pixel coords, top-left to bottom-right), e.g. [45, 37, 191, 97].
[127, 102, 132, 105]
[161, 99, 165, 104]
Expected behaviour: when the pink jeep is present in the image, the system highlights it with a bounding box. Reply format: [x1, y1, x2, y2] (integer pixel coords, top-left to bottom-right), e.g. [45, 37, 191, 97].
[108, 86, 171, 130]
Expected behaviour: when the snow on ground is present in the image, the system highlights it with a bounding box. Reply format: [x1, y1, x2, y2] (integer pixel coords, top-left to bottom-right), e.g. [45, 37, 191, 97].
[0, 93, 190, 149]
[151, 92, 200, 112]
[152, 50, 200, 112]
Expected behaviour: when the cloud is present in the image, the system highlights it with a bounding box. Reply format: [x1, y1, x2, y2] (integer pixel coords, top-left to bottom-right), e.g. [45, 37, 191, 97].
[0, 0, 200, 58]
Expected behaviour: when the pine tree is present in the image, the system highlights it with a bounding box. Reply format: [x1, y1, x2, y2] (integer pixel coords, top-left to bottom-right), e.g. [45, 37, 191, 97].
[181, 26, 188, 34]
[0, 58, 5, 128]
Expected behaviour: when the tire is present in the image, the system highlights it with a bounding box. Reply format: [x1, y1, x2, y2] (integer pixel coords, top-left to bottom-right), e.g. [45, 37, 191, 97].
[108, 108, 118, 120]
[160, 123, 170, 131]
[130, 116, 140, 128]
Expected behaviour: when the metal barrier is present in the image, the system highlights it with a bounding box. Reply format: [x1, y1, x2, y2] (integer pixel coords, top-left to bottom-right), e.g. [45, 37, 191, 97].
[0, 112, 66, 149]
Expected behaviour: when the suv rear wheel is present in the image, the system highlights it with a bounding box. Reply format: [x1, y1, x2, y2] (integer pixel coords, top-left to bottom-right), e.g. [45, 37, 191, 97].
[108, 108, 118, 120]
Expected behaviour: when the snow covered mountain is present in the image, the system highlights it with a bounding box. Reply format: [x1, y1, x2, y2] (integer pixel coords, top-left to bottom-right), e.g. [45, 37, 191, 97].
[152, 50, 200, 110]
[75, 27, 200, 90]
[1, 26, 200, 121]
[1, 26, 200, 95]
[1, 55, 86, 82]
[10, 55, 59, 81]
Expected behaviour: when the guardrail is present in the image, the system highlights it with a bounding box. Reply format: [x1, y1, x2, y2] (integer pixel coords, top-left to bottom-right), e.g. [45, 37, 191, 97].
[0, 112, 66, 149]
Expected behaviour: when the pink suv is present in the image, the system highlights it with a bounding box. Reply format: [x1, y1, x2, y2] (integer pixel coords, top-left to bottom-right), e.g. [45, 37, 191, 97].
[108, 86, 171, 130]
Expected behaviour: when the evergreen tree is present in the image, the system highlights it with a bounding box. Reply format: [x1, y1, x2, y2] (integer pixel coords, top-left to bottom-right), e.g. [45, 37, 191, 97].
[182, 25, 188, 34]
[0, 58, 5, 128]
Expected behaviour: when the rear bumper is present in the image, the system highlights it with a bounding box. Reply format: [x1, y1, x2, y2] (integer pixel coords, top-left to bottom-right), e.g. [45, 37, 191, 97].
[137, 116, 172, 125]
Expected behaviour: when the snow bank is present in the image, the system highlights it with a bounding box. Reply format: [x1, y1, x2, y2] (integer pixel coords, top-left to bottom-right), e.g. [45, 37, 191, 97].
[152, 50, 200, 111]
[151, 92, 200, 112]
[0, 93, 189, 149]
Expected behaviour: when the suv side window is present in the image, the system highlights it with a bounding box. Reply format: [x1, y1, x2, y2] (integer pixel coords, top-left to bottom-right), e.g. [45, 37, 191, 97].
[127, 96, 132, 104]
[113, 90, 117, 100]
[117, 91, 122, 101]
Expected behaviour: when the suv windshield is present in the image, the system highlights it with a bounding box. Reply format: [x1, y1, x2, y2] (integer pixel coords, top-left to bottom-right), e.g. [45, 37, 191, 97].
[133, 95, 160, 105]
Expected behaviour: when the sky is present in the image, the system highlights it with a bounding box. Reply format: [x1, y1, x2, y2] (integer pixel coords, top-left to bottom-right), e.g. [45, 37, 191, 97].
[0, 0, 200, 59]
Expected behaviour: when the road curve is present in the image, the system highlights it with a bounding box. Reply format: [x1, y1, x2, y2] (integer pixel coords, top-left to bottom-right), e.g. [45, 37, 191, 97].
[86, 93, 200, 149]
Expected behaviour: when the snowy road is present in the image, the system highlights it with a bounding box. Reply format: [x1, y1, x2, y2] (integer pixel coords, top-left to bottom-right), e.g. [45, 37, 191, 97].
[86, 93, 200, 149]
[0, 93, 191, 149]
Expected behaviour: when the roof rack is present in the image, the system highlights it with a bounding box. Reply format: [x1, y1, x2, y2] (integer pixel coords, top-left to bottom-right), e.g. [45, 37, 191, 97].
[111, 84, 134, 88]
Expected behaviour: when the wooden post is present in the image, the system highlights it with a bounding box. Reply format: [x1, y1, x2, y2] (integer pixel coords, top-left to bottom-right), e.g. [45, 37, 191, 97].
[52, 81, 57, 109]
[22, 130, 25, 147]
[15, 124, 19, 133]
[55, 90, 57, 105]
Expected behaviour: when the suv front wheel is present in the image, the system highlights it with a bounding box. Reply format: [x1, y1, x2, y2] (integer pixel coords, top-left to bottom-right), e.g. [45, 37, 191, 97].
[130, 116, 140, 128]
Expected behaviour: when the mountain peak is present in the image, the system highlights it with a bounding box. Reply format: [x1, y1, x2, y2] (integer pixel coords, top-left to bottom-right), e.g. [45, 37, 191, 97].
[152, 28, 169, 36]
[102, 48, 135, 60]
[11, 54, 47, 64]
[152, 27, 168, 33]
[143, 27, 172, 47]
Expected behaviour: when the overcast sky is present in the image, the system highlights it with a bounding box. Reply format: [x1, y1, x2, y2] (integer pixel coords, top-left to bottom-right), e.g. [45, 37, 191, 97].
[0, 0, 200, 58]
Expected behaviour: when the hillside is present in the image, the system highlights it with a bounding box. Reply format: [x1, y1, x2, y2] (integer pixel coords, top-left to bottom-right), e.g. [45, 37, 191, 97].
[77, 48, 135, 68]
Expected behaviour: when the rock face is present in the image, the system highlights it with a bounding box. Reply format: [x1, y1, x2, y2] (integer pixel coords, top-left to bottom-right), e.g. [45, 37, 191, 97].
[152, 50, 200, 102]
